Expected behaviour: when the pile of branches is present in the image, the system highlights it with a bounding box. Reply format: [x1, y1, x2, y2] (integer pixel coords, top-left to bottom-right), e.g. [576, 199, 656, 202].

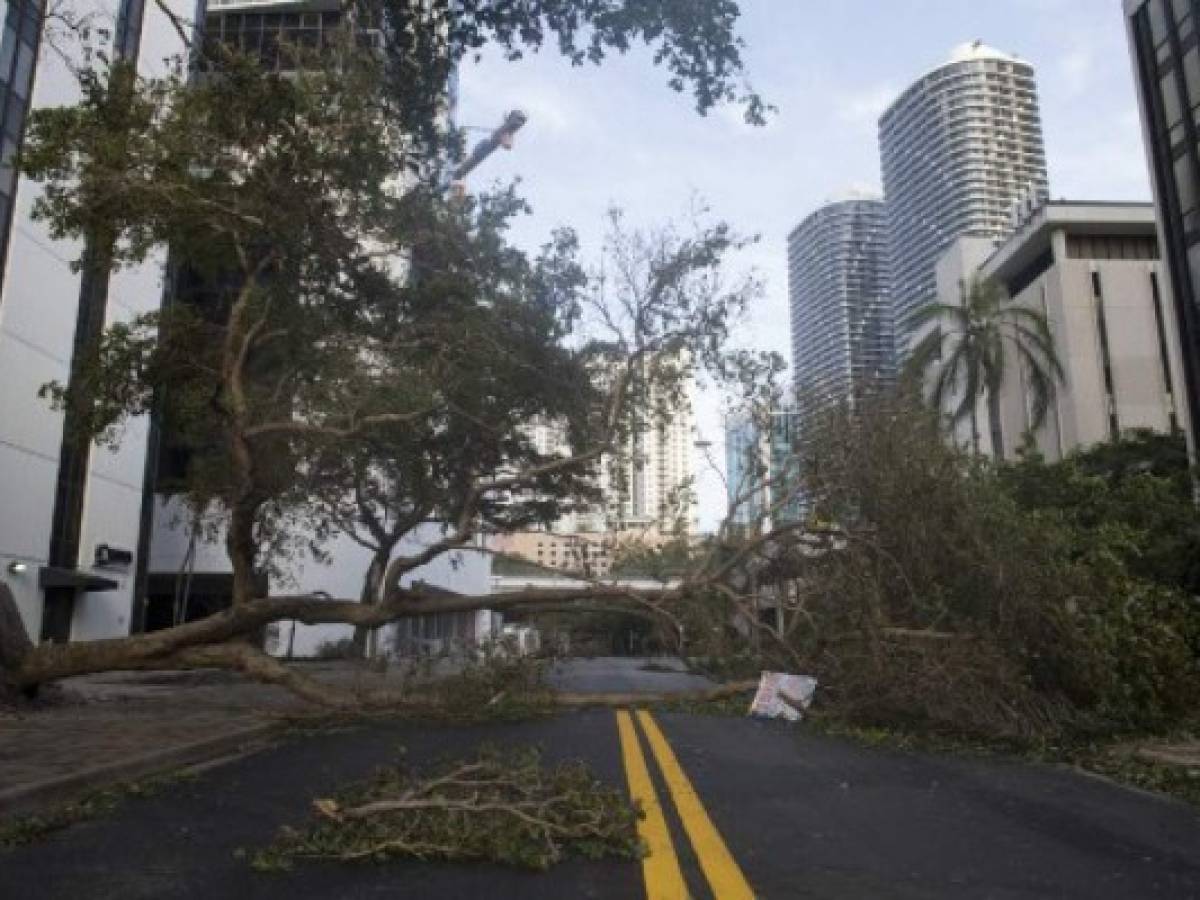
[702, 389, 1200, 742]
[256, 746, 642, 871]
[421, 650, 559, 724]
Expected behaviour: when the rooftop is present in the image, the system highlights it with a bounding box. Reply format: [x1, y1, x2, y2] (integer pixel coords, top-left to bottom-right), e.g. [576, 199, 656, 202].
[980, 200, 1158, 282]
[946, 40, 1022, 66]
[881, 39, 1033, 125]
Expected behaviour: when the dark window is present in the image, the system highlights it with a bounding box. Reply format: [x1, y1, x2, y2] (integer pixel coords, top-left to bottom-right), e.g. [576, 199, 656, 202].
[1149, 271, 1179, 407]
[1092, 272, 1121, 440]
[1149, 0, 1170, 46]
[0, 0, 43, 294]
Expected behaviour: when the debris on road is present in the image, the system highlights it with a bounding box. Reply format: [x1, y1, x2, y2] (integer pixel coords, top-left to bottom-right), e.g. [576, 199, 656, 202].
[749, 672, 817, 722]
[255, 745, 643, 871]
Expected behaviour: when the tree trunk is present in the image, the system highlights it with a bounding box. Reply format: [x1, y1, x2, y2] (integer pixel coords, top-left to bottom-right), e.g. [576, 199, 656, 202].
[351, 549, 389, 658]
[6, 584, 677, 691]
[0, 583, 34, 700]
[226, 498, 260, 607]
[987, 389, 1004, 461]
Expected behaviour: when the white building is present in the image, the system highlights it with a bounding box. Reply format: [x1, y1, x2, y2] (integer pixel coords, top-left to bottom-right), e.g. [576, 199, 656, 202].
[880, 40, 1049, 356]
[0, 0, 494, 654]
[933, 201, 1191, 460]
[722, 406, 805, 529]
[150, 502, 495, 658]
[525, 353, 696, 536]
[0, 0, 192, 644]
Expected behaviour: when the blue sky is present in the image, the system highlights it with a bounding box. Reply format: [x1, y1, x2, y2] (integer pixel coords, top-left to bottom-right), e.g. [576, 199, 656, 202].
[456, 0, 1150, 529]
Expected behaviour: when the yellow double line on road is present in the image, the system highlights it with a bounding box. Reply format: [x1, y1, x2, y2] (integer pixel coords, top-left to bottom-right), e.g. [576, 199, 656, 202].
[616, 709, 755, 900]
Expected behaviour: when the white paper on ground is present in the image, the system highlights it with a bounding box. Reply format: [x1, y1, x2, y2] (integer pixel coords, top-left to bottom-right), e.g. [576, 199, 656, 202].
[748, 671, 818, 722]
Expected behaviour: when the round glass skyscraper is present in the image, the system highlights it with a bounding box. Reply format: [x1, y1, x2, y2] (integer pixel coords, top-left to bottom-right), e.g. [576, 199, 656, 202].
[788, 194, 893, 411]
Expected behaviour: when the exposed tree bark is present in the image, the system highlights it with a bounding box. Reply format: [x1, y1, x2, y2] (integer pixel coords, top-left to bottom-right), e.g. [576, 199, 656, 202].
[351, 547, 390, 658]
[987, 388, 1004, 461]
[0, 583, 34, 700]
[4, 583, 680, 690]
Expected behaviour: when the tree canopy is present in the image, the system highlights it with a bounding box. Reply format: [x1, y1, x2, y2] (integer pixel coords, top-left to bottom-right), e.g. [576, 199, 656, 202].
[1, 1, 774, 702]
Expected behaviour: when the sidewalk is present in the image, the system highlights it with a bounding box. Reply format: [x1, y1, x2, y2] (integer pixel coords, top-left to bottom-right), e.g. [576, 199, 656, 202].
[0, 663, 407, 817]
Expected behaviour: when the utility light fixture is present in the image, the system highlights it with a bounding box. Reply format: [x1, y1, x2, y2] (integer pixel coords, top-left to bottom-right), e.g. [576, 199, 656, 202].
[7, 560, 28, 575]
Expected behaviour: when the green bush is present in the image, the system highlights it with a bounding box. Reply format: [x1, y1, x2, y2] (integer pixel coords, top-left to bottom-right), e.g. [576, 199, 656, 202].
[747, 391, 1200, 740]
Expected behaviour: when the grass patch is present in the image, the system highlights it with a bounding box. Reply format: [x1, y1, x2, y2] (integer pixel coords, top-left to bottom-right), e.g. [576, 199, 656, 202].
[254, 745, 643, 871]
[650, 691, 750, 718]
[422, 654, 557, 724]
[1075, 750, 1200, 807]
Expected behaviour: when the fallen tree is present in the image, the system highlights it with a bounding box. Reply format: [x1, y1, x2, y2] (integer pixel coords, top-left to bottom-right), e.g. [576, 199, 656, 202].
[1, 0, 784, 704]
[689, 389, 1200, 740]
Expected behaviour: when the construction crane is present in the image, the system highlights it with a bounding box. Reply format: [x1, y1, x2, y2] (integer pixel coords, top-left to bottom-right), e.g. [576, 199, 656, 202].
[449, 109, 528, 195]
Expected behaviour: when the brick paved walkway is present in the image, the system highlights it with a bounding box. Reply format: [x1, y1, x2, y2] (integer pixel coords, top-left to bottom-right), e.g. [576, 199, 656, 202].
[0, 664, 410, 806]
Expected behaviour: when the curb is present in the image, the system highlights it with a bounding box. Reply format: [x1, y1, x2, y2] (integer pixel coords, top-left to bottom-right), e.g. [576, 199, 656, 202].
[0, 721, 277, 820]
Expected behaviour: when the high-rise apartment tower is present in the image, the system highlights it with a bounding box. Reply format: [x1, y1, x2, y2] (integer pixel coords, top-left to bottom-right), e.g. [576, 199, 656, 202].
[788, 195, 893, 410]
[879, 41, 1049, 354]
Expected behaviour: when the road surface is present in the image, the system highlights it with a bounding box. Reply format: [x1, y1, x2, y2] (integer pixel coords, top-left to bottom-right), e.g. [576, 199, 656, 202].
[2, 658, 1198, 898]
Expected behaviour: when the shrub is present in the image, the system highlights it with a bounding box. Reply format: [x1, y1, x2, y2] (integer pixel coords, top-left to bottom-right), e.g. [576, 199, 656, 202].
[741, 390, 1200, 740]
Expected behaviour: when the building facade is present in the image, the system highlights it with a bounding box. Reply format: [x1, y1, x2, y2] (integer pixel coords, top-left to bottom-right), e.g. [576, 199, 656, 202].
[880, 40, 1049, 355]
[724, 410, 766, 526]
[1125, 0, 1200, 458]
[934, 201, 1191, 460]
[722, 406, 804, 529]
[0, 0, 192, 644]
[787, 195, 893, 411]
[525, 355, 696, 537]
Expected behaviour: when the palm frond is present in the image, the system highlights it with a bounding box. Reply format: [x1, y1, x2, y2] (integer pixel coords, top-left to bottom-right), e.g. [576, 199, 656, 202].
[1015, 342, 1057, 429]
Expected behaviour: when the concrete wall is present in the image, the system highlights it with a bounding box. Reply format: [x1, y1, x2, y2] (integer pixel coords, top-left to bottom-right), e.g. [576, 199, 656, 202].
[993, 250, 1188, 461]
[931, 236, 997, 454]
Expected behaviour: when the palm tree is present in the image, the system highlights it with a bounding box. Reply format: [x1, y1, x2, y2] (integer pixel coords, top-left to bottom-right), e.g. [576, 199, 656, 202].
[905, 276, 1065, 458]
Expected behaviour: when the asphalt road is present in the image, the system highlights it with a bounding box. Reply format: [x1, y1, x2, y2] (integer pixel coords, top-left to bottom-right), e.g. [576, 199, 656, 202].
[2, 662, 1199, 899]
[545, 655, 716, 695]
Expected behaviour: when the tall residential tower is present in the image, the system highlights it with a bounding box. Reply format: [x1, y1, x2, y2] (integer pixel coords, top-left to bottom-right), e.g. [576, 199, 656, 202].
[879, 41, 1049, 354]
[787, 195, 893, 411]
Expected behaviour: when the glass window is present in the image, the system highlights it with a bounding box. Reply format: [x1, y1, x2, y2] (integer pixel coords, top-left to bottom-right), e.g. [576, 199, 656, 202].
[4, 91, 21, 135]
[1172, 0, 1192, 23]
[1162, 69, 1185, 128]
[1150, 0, 1171, 44]
[1187, 243, 1200, 317]
[19, 5, 36, 44]
[12, 41, 32, 99]
[0, 25, 16, 80]
[1175, 154, 1198, 214]
[1185, 47, 1200, 107]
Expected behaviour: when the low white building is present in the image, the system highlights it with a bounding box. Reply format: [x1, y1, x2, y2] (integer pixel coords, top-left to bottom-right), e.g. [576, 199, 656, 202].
[149, 497, 495, 659]
[933, 201, 1191, 460]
